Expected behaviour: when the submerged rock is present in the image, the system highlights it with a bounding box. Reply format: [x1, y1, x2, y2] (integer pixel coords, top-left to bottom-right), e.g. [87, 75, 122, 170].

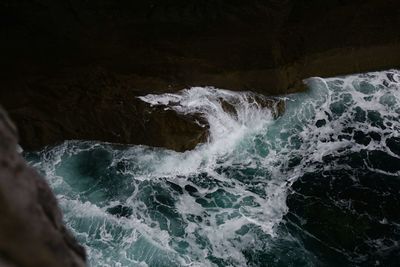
[0, 106, 86, 267]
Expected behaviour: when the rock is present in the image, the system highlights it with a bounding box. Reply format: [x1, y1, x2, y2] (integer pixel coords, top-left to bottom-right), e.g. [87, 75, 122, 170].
[219, 95, 285, 119]
[219, 98, 238, 118]
[2, 68, 209, 152]
[1, 0, 399, 94]
[0, 106, 86, 267]
[251, 95, 286, 119]
[0, 0, 398, 151]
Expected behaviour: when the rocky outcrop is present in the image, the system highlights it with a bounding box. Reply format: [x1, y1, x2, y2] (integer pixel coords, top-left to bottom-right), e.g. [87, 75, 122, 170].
[0, 0, 399, 151]
[3, 68, 209, 152]
[0, 106, 86, 267]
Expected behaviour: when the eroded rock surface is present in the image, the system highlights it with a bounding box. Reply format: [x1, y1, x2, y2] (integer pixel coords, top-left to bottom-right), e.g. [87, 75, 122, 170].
[0, 106, 86, 267]
[2, 69, 209, 152]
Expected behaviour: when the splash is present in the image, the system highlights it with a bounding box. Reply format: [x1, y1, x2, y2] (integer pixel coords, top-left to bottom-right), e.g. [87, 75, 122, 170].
[26, 70, 400, 266]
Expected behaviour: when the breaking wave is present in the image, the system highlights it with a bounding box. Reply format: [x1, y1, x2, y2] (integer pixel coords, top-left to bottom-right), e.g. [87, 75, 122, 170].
[26, 70, 400, 266]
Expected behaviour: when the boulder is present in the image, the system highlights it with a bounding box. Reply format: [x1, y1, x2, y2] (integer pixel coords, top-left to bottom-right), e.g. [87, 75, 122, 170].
[0, 106, 86, 267]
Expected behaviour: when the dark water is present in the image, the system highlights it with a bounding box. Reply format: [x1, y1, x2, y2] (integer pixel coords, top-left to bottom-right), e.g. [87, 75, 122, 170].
[26, 70, 400, 266]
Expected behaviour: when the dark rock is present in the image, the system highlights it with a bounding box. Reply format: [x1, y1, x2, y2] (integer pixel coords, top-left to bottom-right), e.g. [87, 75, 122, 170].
[0, 106, 86, 267]
[0, 0, 398, 151]
[1, 0, 399, 95]
[219, 95, 285, 119]
[1, 68, 209, 152]
[247, 95, 286, 119]
[219, 98, 238, 118]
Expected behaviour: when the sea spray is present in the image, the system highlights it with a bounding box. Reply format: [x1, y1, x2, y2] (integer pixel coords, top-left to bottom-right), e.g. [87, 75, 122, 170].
[26, 70, 400, 266]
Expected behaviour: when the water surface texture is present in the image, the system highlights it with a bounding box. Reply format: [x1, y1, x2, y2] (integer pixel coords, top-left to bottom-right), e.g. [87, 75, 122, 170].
[26, 70, 400, 266]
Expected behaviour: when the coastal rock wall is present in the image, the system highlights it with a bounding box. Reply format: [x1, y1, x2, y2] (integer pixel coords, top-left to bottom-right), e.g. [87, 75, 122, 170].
[0, 0, 399, 150]
[1, 0, 399, 93]
[0, 106, 86, 267]
[3, 69, 209, 152]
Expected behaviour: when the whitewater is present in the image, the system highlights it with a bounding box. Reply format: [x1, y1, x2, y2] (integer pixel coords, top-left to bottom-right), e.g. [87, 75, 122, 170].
[26, 70, 400, 266]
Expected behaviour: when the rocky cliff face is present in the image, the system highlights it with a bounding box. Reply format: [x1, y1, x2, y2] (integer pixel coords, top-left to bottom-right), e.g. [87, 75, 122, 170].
[0, 106, 86, 267]
[1, 0, 399, 93]
[0, 0, 399, 151]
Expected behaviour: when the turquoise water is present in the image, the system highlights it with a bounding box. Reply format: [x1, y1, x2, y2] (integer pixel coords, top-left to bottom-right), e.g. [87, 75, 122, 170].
[26, 70, 400, 266]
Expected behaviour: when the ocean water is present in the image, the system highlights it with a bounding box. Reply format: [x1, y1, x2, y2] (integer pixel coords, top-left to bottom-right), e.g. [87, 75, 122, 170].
[26, 70, 400, 266]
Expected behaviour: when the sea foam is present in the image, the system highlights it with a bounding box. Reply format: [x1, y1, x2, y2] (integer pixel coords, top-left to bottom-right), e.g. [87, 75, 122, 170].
[26, 69, 400, 266]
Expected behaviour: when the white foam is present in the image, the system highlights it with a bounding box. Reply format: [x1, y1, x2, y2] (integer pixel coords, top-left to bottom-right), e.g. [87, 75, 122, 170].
[28, 69, 400, 267]
[138, 87, 278, 177]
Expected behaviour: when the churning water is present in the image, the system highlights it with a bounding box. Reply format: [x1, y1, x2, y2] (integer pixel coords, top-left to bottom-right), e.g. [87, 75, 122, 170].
[26, 70, 400, 266]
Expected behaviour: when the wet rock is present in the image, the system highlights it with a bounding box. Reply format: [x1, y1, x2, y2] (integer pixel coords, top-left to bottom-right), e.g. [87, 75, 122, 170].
[219, 96, 285, 120]
[0, 106, 86, 267]
[273, 99, 286, 119]
[252, 95, 286, 119]
[0, 0, 398, 150]
[2, 69, 209, 152]
[219, 98, 238, 118]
